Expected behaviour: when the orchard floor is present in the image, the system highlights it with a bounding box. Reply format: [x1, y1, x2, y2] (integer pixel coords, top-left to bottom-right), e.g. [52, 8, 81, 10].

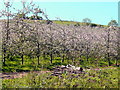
[1, 66, 117, 79]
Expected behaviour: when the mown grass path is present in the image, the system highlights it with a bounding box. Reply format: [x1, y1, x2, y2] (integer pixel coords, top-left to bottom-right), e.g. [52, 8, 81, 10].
[1, 71, 51, 79]
[1, 66, 118, 80]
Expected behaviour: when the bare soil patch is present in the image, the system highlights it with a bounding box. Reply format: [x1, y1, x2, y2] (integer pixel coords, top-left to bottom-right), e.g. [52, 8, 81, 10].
[1, 71, 51, 79]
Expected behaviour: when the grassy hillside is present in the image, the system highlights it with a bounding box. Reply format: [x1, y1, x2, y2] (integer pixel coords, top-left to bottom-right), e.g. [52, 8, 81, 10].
[0, 19, 108, 27]
[53, 20, 108, 27]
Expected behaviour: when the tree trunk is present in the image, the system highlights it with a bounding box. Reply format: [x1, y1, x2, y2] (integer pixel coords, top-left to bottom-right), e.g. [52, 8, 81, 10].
[79, 55, 82, 65]
[43, 52, 46, 59]
[107, 53, 111, 66]
[37, 55, 40, 65]
[107, 29, 111, 66]
[115, 56, 118, 66]
[73, 58, 75, 66]
[3, 53, 6, 66]
[86, 44, 89, 62]
[62, 54, 65, 62]
[6, 5, 10, 40]
[3, 46, 6, 66]
[21, 55, 24, 65]
[50, 53, 53, 64]
[37, 43, 40, 65]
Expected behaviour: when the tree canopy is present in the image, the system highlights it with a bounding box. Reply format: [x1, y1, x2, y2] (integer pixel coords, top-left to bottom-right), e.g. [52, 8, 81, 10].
[108, 20, 118, 27]
[82, 18, 92, 23]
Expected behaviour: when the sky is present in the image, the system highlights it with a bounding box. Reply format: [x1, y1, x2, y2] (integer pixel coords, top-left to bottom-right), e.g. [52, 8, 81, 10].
[0, 0, 118, 25]
[0, 0, 119, 2]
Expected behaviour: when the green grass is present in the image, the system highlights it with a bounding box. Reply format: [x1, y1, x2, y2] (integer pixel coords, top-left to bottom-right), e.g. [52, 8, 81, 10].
[2, 55, 119, 88]
[2, 67, 119, 88]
